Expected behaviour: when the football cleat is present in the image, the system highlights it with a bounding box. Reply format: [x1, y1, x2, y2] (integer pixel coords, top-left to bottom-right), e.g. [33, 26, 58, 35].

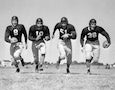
[35, 64, 39, 72]
[87, 69, 91, 75]
[39, 64, 43, 71]
[56, 62, 60, 69]
[66, 68, 70, 74]
[16, 68, 20, 73]
[21, 58, 25, 67]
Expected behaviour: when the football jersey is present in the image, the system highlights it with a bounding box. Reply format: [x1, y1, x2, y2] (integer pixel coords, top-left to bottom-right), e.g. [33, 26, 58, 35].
[80, 26, 111, 46]
[28, 25, 50, 41]
[5, 24, 27, 43]
[53, 23, 76, 40]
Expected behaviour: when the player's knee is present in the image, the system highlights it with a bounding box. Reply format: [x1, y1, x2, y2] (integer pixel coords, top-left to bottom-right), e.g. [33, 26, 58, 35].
[60, 55, 65, 60]
[86, 55, 92, 60]
[67, 59, 72, 65]
[85, 44, 92, 51]
[93, 56, 99, 62]
[12, 60, 17, 66]
[14, 53, 19, 58]
[59, 52, 66, 60]
[67, 50, 72, 55]
[34, 59, 38, 65]
[14, 50, 21, 58]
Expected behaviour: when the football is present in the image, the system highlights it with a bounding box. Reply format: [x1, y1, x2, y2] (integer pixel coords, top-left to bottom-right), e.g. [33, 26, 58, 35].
[102, 41, 109, 48]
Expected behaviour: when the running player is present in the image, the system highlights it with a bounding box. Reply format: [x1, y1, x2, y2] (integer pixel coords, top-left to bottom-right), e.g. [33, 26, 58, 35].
[52, 17, 77, 73]
[4, 16, 27, 72]
[28, 18, 50, 72]
[80, 19, 111, 74]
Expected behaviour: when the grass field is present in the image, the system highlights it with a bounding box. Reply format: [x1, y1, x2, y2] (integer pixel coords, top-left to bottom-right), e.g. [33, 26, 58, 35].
[0, 64, 115, 90]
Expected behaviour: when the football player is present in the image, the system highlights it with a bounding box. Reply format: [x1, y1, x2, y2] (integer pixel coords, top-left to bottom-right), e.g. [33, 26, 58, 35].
[5, 16, 27, 72]
[52, 17, 77, 73]
[28, 18, 50, 72]
[80, 19, 111, 74]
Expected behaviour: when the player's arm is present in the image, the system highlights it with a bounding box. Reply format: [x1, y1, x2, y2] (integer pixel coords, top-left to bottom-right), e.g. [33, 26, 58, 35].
[100, 27, 111, 44]
[80, 29, 86, 47]
[4, 26, 11, 43]
[28, 26, 36, 41]
[21, 25, 27, 49]
[52, 23, 58, 39]
[69, 25, 77, 39]
[22, 25, 27, 44]
[44, 26, 50, 41]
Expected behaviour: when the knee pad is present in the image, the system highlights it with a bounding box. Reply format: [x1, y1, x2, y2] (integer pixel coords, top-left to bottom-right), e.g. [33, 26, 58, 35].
[86, 55, 92, 60]
[14, 49, 21, 58]
[59, 56, 65, 60]
[85, 44, 93, 60]
[39, 43, 46, 54]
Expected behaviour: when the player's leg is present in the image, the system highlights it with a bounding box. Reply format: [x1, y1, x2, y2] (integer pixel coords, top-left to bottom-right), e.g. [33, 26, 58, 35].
[32, 43, 39, 72]
[20, 56, 25, 66]
[19, 43, 25, 66]
[39, 43, 46, 71]
[84, 43, 93, 74]
[14, 51, 24, 66]
[92, 45, 100, 63]
[14, 43, 24, 66]
[10, 44, 20, 72]
[56, 40, 66, 69]
[65, 40, 72, 73]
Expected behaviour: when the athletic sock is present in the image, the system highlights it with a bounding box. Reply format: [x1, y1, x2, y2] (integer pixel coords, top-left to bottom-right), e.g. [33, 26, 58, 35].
[67, 64, 70, 73]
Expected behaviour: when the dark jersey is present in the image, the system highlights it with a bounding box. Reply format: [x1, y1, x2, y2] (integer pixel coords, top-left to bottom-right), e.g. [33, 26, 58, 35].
[80, 26, 111, 47]
[53, 23, 76, 40]
[28, 25, 50, 41]
[5, 24, 27, 43]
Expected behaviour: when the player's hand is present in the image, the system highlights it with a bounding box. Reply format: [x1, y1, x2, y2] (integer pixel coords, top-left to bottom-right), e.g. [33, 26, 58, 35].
[36, 35, 41, 41]
[36, 44, 43, 49]
[52, 35, 54, 39]
[61, 34, 70, 39]
[107, 42, 111, 48]
[10, 37, 18, 43]
[45, 36, 50, 41]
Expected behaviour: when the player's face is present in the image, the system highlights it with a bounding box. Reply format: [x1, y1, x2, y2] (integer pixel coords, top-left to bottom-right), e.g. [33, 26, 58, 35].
[36, 22, 43, 27]
[61, 22, 67, 27]
[90, 23, 96, 30]
[61, 22, 67, 29]
[12, 20, 18, 27]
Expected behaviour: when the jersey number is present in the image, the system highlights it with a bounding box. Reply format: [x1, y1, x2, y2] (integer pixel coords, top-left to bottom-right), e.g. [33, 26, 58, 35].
[36, 31, 44, 36]
[60, 29, 67, 34]
[13, 29, 18, 36]
[88, 32, 97, 38]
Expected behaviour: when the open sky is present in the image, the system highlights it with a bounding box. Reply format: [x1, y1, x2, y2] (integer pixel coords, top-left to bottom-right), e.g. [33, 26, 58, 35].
[0, 0, 115, 64]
